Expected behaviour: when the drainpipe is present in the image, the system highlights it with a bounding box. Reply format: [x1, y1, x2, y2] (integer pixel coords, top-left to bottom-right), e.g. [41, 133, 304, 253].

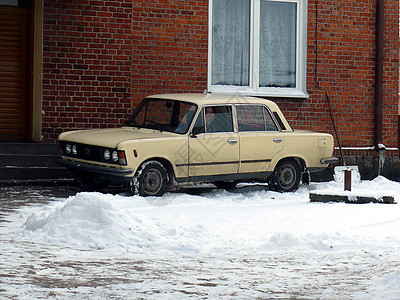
[374, 0, 384, 149]
[398, 100, 400, 156]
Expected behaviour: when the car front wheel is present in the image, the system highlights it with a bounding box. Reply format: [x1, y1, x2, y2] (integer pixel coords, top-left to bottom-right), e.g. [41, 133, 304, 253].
[129, 161, 168, 197]
[269, 159, 301, 192]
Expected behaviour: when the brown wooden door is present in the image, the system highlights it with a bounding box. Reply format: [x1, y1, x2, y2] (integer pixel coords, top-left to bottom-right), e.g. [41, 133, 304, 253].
[0, 6, 30, 141]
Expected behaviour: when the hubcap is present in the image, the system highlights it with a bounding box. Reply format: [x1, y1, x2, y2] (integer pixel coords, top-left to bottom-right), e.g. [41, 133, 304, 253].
[279, 164, 296, 188]
[142, 168, 163, 195]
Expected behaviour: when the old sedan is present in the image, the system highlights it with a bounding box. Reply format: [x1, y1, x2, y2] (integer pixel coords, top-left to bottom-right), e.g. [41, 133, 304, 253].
[57, 93, 337, 196]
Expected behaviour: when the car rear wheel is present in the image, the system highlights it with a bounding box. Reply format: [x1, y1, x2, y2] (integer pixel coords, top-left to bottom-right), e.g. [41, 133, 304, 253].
[129, 161, 168, 197]
[269, 159, 301, 192]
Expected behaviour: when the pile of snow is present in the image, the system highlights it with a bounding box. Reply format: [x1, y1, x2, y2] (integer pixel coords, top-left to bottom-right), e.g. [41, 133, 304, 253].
[22, 176, 400, 254]
[23, 192, 210, 252]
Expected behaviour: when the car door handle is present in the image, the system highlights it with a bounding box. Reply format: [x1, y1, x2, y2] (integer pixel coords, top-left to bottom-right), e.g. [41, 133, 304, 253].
[273, 138, 283, 143]
[228, 139, 238, 144]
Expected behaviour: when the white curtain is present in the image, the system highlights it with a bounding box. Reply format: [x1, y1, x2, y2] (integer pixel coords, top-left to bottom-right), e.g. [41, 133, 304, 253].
[212, 0, 250, 86]
[259, 1, 297, 88]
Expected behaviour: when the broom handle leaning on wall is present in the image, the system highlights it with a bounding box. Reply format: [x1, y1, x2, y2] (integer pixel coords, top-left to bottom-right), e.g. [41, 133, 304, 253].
[326, 91, 346, 167]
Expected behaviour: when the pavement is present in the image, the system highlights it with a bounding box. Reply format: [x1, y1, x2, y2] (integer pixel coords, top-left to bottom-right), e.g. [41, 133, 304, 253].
[0, 185, 79, 224]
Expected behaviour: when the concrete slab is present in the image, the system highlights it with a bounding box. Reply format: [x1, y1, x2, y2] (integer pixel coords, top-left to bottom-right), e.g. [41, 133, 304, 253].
[310, 192, 395, 204]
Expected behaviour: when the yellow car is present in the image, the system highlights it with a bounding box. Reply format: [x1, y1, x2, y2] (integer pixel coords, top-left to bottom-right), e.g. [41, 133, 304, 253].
[57, 94, 337, 196]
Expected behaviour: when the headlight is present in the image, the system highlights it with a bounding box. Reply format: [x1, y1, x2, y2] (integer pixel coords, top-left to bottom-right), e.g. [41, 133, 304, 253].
[72, 145, 77, 155]
[104, 149, 110, 160]
[112, 151, 118, 162]
[65, 144, 71, 154]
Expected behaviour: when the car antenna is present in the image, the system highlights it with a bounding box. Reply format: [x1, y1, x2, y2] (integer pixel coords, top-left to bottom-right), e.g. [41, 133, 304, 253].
[326, 91, 345, 166]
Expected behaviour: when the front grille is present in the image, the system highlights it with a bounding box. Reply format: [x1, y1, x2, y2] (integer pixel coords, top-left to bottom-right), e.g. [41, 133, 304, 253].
[59, 141, 121, 165]
[76, 143, 101, 161]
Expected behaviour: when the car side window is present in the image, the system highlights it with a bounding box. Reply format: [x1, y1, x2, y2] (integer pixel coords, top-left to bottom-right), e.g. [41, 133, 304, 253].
[192, 106, 234, 134]
[264, 107, 279, 131]
[273, 111, 287, 130]
[205, 106, 233, 133]
[237, 105, 266, 132]
[237, 105, 279, 132]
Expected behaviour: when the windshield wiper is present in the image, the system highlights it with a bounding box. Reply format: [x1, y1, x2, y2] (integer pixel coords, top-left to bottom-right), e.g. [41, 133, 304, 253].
[123, 122, 145, 130]
[143, 121, 164, 132]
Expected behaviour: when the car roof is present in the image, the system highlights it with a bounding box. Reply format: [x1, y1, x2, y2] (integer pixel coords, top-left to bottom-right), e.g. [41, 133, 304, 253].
[146, 93, 279, 108]
[145, 93, 293, 132]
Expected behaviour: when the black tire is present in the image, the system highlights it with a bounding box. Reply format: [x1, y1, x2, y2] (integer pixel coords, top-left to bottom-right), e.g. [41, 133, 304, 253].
[213, 181, 237, 191]
[269, 159, 301, 192]
[130, 161, 168, 197]
[75, 176, 102, 192]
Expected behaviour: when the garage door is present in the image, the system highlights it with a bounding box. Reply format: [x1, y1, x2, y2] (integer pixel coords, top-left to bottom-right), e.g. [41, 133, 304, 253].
[0, 4, 30, 141]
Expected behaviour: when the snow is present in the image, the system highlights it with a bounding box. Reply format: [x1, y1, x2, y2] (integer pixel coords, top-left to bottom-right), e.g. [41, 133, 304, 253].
[313, 175, 396, 200]
[1, 176, 400, 298]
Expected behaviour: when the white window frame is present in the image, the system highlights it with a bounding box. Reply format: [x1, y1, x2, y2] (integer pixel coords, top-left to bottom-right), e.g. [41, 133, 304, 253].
[208, 0, 308, 98]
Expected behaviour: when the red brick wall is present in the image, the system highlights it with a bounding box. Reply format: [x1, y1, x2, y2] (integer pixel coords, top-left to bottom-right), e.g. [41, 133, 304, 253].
[381, 0, 400, 149]
[132, 0, 208, 100]
[297, 0, 399, 149]
[42, 0, 399, 150]
[42, 0, 134, 142]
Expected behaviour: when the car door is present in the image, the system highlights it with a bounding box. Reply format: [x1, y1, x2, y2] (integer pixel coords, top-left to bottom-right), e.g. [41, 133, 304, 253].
[236, 104, 284, 174]
[188, 105, 239, 177]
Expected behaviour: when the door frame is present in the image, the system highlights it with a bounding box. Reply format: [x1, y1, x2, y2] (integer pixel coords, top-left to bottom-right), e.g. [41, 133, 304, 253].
[31, 0, 43, 142]
[0, 0, 42, 141]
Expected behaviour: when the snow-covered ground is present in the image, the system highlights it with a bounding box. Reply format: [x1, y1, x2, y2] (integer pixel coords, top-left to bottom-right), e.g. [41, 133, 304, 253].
[1, 176, 400, 299]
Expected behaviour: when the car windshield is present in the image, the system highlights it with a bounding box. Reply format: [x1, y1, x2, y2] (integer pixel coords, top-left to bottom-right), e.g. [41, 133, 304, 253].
[124, 98, 197, 134]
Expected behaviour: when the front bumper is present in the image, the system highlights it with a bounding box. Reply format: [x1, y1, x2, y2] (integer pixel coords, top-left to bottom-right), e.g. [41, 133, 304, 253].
[56, 158, 134, 182]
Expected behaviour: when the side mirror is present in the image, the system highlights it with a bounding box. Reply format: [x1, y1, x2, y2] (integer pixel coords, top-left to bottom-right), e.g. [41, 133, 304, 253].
[190, 126, 204, 137]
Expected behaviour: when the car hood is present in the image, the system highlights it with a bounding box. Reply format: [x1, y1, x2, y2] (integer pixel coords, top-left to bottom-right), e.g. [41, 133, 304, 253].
[59, 127, 179, 148]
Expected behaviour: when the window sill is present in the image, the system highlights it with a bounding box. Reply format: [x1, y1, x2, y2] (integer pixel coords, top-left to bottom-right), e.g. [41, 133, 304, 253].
[208, 86, 309, 99]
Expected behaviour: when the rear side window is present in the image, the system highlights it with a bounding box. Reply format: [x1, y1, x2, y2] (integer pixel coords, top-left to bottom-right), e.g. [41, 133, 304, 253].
[237, 105, 265, 131]
[237, 105, 278, 132]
